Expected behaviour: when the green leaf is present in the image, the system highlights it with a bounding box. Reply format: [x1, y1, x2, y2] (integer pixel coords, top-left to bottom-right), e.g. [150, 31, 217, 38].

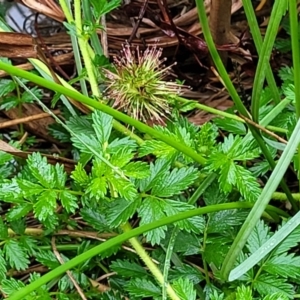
[273, 223, 300, 255]
[0, 250, 7, 281]
[122, 161, 150, 179]
[34, 190, 57, 222]
[163, 199, 204, 233]
[126, 278, 161, 298]
[90, 0, 121, 19]
[263, 292, 289, 300]
[172, 231, 200, 256]
[0, 79, 15, 97]
[107, 174, 138, 201]
[139, 139, 177, 160]
[172, 277, 196, 300]
[0, 179, 23, 202]
[17, 180, 44, 197]
[7, 203, 32, 221]
[207, 209, 248, 234]
[0, 218, 8, 239]
[110, 259, 149, 278]
[246, 220, 271, 255]
[263, 253, 300, 279]
[151, 166, 198, 197]
[27, 153, 56, 188]
[168, 264, 204, 284]
[80, 207, 110, 232]
[4, 239, 29, 270]
[236, 285, 252, 300]
[59, 191, 78, 213]
[86, 176, 107, 200]
[1, 278, 26, 296]
[138, 197, 167, 245]
[71, 162, 90, 186]
[214, 117, 247, 135]
[92, 110, 113, 146]
[135, 159, 170, 192]
[36, 251, 60, 269]
[107, 197, 141, 227]
[253, 274, 293, 298]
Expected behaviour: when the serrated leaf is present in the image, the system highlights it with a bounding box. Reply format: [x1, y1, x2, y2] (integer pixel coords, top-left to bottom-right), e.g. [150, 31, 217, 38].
[53, 163, 67, 189]
[107, 174, 138, 201]
[27, 153, 55, 188]
[80, 207, 110, 232]
[236, 285, 252, 300]
[86, 177, 107, 200]
[172, 277, 196, 300]
[1, 278, 25, 296]
[214, 117, 247, 135]
[273, 223, 300, 255]
[207, 209, 248, 234]
[168, 264, 204, 284]
[0, 179, 23, 202]
[7, 203, 32, 221]
[108, 137, 137, 154]
[36, 250, 61, 269]
[92, 110, 113, 146]
[110, 147, 134, 168]
[246, 220, 271, 255]
[263, 292, 289, 300]
[107, 197, 141, 227]
[71, 162, 90, 186]
[263, 253, 300, 279]
[172, 231, 200, 256]
[34, 190, 57, 222]
[4, 239, 29, 270]
[163, 199, 204, 233]
[0, 218, 8, 239]
[135, 159, 170, 192]
[0, 250, 7, 281]
[139, 140, 177, 160]
[203, 236, 231, 268]
[17, 180, 44, 197]
[126, 278, 161, 298]
[122, 161, 150, 179]
[138, 197, 167, 245]
[254, 274, 293, 298]
[110, 259, 149, 277]
[151, 166, 198, 197]
[59, 191, 78, 213]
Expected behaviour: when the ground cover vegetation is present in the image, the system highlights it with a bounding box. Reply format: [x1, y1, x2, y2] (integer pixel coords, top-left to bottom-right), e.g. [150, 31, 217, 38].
[0, 0, 300, 299]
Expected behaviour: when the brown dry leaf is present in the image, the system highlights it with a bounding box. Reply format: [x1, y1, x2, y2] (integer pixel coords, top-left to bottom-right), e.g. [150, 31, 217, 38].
[0, 32, 37, 58]
[3, 103, 61, 145]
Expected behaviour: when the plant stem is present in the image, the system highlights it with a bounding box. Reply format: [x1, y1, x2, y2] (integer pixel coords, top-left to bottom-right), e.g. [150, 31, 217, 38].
[74, 0, 100, 97]
[121, 222, 180, 300]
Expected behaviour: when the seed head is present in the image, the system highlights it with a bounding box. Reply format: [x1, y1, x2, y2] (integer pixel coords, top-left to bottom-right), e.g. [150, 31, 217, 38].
[103, 44, 188, 123]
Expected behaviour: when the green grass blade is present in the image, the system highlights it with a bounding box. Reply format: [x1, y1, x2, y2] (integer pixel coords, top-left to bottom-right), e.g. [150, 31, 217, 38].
[242, 0, 281, 104]
[251, 0, 288, 121]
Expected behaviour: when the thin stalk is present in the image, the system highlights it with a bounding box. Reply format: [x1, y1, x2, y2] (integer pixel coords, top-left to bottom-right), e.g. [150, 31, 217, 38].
[121, 223, 180, 300]
[82, 1, 103, 55]
[195, 0, 249, 117]
[176, 96, 288, 133]
[250, 0, 287, 122]
[242, 0, 281, 104]
[74, 0, 100, 97]
[289, 0, 300, 185]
